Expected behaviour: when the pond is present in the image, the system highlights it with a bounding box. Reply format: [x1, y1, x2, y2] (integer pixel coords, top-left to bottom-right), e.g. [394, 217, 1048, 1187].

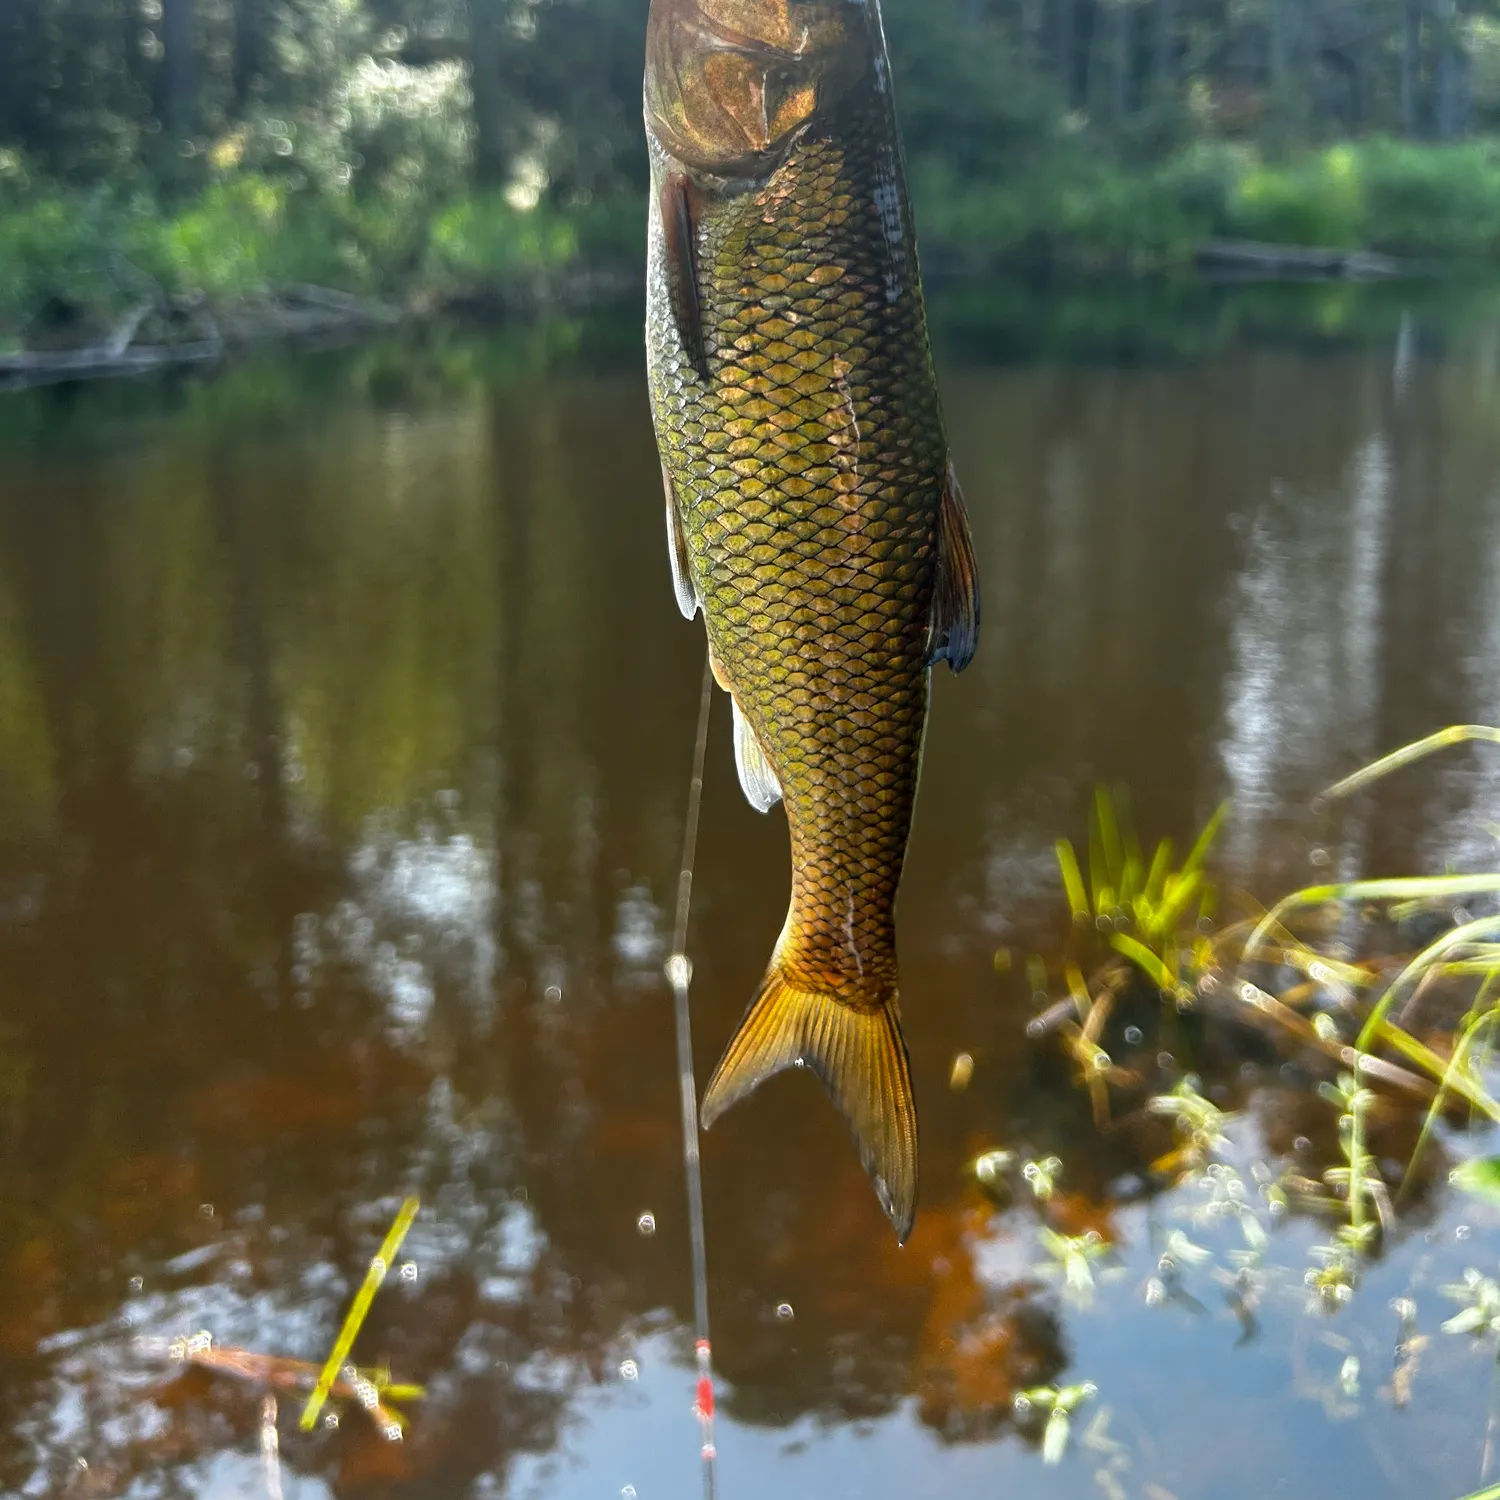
[2, 278, 1500, 1500]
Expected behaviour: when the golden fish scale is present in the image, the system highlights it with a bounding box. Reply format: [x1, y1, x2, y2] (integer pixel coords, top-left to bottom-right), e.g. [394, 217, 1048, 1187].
[648, 99, 948, 1006]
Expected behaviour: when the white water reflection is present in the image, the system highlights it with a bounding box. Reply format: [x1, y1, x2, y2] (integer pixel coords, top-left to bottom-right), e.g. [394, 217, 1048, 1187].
[1426, 485, 1500, 873]
[1219, 431, 1393, 876]
[335, 807, 499, 1039]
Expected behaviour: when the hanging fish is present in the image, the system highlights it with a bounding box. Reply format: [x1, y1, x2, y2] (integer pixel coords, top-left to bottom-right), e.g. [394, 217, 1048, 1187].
[644, 0, 979, 1241]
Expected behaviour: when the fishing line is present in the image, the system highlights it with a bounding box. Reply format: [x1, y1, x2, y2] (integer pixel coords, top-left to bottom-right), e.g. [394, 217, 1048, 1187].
[665, 649, 718, 1500]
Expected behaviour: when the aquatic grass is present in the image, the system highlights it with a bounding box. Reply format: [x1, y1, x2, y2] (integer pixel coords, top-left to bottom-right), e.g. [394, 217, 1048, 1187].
[1014, 1380, 1098, 1464]
[171, 1338, 425, 1436]
[1402, 976, 1500, 1202]
[1241, 877, 1500, 976]
[1028, 725, 1500, 1347]
[299, 1195, 421, 1433]
[1036, 791, 1230, 1119]
[1036, 1227, 1113, 1307]
[1354, 916, 1500, 1052]
[1319, 725, 1500, 803]
[1056, 788, 1227, 977]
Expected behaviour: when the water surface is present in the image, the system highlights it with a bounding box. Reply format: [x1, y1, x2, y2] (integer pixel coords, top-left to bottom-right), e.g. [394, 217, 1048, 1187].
[3, 282, 1500, 1499]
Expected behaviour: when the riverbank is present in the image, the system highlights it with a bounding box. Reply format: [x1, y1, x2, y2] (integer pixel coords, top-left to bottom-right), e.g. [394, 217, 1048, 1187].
[3, 136, 1499, 376]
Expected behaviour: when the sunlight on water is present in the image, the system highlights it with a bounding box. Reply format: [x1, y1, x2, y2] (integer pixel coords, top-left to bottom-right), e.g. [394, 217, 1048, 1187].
[2, 288, 1500, 1498]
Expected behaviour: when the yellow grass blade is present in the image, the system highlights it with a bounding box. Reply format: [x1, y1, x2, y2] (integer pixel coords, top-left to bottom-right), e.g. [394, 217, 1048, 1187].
[299, 1197, 420, 1432]
[1320, 725, 1500, 802]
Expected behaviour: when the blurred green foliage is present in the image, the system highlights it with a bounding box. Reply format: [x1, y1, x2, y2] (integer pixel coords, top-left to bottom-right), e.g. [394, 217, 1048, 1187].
[4, 0, 1500, 338]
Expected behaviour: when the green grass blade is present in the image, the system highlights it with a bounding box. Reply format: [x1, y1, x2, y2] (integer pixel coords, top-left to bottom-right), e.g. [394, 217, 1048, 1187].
[1056, 839, 1090, 921]
[1088, 808, 1107, 914]
[1402, 1014, 1498, 1201]
[299, 1197, 421, 1432]
[1320, 725, 1500, 802]
[1243, 876, 1500, 968]
[1144, 839, 1174, 906]
[1453, 1482, 1500, 1500]
[1151, 871, 1204, 946]
[1180, 801, 1229, 881]
[1096, 786, 1125, 895]
[1372, 1021, 1500, 1124]
[1356, 915, 1500, 1052]
[1110, 932, 1176, 992]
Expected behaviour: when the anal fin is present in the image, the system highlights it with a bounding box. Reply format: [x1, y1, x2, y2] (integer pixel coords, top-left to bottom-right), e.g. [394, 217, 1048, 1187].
[927, 462, 980, 673]
[732, 697, 782, 813]
[660, 170, 709, 381]
[663, 465, 699, 620]
[701, 965, 917, 1242]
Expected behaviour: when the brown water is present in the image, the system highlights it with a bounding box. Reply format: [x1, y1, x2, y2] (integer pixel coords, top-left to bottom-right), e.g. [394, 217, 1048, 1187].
[2, 283, 1500, 1500]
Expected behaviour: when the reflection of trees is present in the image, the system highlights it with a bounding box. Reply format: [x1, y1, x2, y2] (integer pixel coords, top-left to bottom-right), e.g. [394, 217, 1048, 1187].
[0, 301, 1498, 1492]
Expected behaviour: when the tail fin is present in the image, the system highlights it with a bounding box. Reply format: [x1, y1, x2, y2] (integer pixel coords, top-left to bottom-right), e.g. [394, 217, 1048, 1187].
[700, 964, 918, 1242]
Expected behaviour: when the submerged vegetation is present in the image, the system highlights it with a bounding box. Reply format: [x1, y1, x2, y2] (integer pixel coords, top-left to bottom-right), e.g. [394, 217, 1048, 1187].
[994, 727, 1500, 1496]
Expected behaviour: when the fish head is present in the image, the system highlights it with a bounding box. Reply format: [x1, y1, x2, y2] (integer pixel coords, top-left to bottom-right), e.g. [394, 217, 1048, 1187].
[645, 0, 875, 177]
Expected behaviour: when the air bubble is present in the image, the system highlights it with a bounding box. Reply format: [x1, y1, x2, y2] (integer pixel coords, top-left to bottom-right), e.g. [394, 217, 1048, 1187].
[620, 1360, 639, 1381]
[385, 1424, 403, 1442]
[1309, 847, 1331, 868]
[1294, 1136, 1312, 1154]
[1457, 1224, 1473, 1241]
[545, 985, 563, 1003]
[199, 1203, 214, 1218]
[1124, 1026, 1143, 1045]
[776, 1303, 795, 1321]
[129, 1276, 144, 1293]
[400, 1261, 418, 1281]
[637, 1213, 656, 1236]
[324, 1413, 340, 1430]
[623, 1488, 639, 1499]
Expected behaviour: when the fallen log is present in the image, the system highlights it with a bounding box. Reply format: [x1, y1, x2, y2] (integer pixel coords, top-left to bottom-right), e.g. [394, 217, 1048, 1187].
[0, 284, 397, 392]
[0, 337, 225, 387]
[1196, 238, 1407, 280]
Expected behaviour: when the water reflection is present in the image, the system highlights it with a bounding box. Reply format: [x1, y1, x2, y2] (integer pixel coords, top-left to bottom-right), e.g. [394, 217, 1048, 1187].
[1, 283, 1500, 1497]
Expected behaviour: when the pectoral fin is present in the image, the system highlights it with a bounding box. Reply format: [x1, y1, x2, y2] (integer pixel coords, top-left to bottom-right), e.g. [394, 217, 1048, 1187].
[732, 697, 783, 813]
[663, 466, 699, 620]
[660, 170, 709, 381]
[927, 462, 980, 673]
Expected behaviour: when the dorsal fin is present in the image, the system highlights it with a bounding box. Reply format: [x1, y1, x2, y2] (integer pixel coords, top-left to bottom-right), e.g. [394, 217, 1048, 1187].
[659, 169, 709, 381]
[662, 465, 699, 620]
[927, 462, 980, 673]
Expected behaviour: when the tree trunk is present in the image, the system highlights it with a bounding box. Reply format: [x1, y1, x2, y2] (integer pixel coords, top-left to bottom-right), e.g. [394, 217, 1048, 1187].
[232, 0, 265, 115]
[1266, 0, 1303, 150]
[1403, 0, 1425, 137]
[469, 0, 507, 186]
[1151, 0, 1177, 104]
[1112, 0, 1133, 121]
[1053, 0, 1077, 105]
[1432, 0, 1469, 140]
[158, 0, 196, 137]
